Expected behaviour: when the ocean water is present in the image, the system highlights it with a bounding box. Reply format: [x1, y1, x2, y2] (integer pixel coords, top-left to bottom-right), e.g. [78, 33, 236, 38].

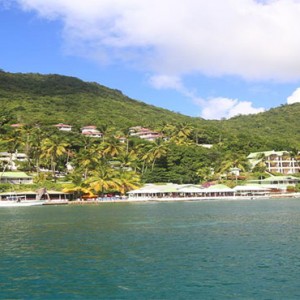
[1, 199, 300, 299]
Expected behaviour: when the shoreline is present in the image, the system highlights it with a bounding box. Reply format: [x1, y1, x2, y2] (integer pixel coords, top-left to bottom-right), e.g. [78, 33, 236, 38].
[67, 193, 300, 204]
[1, 193, 300, 207]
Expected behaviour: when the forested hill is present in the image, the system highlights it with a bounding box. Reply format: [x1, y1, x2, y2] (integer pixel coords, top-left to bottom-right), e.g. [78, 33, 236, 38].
[0, 70, 300, 149]
[0, 71, 205, 129]
[219, 103, 300, 149]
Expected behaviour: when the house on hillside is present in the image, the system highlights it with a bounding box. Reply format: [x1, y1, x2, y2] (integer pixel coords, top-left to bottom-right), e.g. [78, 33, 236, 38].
[81, 126, 102, 138]
[248, 150, 300, 174]
[0, 172, 33, 184]
[10, 123, 24, 128]
[129, 126, 162, 142]
[0, 152, 27, 171]
[118, 137, 127, 143]
[54, 123, 72, 131]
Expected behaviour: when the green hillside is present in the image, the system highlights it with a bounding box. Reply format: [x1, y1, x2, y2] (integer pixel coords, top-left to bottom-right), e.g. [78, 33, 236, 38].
[0, 70, 300, 190]
[220, 103, 300, 150]
[0, 70, 300, 150]
[0, 71, 207, 130]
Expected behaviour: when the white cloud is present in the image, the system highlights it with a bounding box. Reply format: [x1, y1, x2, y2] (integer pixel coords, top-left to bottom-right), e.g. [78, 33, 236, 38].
[149, 75, 183, 91]
[287, 88, 300, 104]
[201, 97, 265, 120]
[12, 0, 300, 81]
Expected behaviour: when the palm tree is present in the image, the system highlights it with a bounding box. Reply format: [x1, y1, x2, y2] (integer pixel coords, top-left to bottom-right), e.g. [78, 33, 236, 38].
[0, 129, 23, 173]
[63, 171, 93, 200]
[102, 137, 125, 158]
[87, 166, 119, 196]
[142, 139, 168, 170]
[253, 152, 267, 173]
[197, 166, 214, 183]
[41, 136, 69, 179]
[25, 126, 43, 172]
[170, 123, 193, 145]
[116, 150, 139, 172]
[115, 171, 141, 195]
[217, 154, 250, 179]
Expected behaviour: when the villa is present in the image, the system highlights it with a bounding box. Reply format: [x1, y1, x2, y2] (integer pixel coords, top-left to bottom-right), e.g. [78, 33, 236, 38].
[81, 126, 103, 138]
[54, 123, 72, 131]
[129, 126, 163, 142]
[248, 150, 300, 174]
[0, 151, 27, 171]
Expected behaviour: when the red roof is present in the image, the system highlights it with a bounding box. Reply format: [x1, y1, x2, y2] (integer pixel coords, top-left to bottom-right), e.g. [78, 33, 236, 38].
[81, 125, 97, 129]
[54, 123, 72, 128]
[10, 123, 23, 128]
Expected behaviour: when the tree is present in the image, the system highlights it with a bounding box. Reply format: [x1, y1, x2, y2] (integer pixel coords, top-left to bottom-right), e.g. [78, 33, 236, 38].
[169, 123, 193, 145]
[41, 136, 69, 179]
[102, 137, 125, 158]
[87, 165, 119, 196]
[252, 152, 267, 173]
[142, 139, 168, 171]
[217, 153, 250, 178]
[115, 171, 141, 194]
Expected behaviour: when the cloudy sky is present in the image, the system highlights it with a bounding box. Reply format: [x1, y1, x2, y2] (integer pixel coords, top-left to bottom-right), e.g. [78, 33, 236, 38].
[1, 0, 300, 119]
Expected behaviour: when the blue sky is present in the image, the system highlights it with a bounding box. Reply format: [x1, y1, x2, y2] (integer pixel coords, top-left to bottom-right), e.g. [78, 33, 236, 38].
[1, 0, 300, 119]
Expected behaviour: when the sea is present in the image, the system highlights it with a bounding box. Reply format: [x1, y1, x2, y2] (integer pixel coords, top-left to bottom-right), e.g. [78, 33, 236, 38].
[1, 198, 300, 299]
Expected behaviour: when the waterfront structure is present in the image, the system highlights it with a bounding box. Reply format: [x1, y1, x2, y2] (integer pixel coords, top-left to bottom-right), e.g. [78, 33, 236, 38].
[247, 175, 300, 192]
[0, 172, 33, 184]
[233, 185, 270, 196]
[248, 150, 300, 174]
[0, 190, 70, 205]
[127, 183, 269, 200]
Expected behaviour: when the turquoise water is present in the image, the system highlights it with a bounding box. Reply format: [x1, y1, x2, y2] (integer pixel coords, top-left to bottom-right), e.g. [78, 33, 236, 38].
[1, 199, 300, 299]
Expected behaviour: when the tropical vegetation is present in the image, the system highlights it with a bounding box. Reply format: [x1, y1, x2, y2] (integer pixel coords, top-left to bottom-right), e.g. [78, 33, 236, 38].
[0, 70, 300, 196]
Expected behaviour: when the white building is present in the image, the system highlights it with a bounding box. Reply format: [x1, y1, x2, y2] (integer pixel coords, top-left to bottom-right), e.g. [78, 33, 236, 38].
[0, 172, 33, 184]
[0, 152, 27, 171]
[129, 126, 162, 142]
[54, 123, 72, 131]
[248, 150, 300, 174]
[81, 126, 102, 138]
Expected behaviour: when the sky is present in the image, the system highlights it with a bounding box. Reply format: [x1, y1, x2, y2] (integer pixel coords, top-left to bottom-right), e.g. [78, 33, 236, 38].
[1, 0, 300, 119]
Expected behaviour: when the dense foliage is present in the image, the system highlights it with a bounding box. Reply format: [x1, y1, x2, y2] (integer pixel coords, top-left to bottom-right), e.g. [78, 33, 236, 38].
[0, 71, 300, 195]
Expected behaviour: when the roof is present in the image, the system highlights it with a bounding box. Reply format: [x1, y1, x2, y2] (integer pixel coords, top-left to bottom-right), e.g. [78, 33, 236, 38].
[128, 183, 235, 194]
[247, 150, 289, 159]
[261, 175, 300, 182]
[0, 190, 69, 196]
[10, 123, 23, 127]
[128, 183, 186, 194]
[81, 125, 97, 129]
[204, 184, 233, 191]
[0, 172, 32, 178]
[177, 186, 204, 193]
[54, 123, 72, 128]
[234, 185, 269, 191]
